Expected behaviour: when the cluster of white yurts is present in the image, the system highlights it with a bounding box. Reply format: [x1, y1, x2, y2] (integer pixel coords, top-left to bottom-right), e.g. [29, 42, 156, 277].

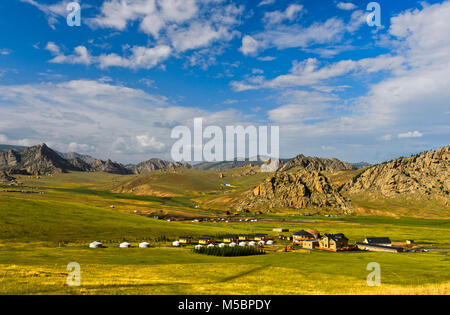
[172, 239, 274, 248]
[89, 241, 151, 248]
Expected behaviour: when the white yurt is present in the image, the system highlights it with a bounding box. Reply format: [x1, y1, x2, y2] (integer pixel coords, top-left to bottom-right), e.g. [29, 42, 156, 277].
[229, 242, 237, 247]
[89, 241, 102, 248]
[207, 244, 215, 248]
[139, 242, 151, 248]
[239, 242, 246, 247]
[172, 241, 180, 247]
[266, 240, 274, 245]
[195, 244, 203, 249]
[120, 242, 131, 248]
[258, 240, 265, 246]
[248, 241, 256, 246]
[218, 243, 225, 248]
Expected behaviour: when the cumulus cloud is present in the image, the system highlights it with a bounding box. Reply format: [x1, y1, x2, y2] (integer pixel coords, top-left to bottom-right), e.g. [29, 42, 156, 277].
[46, 42, 93, 65]
[0, 79, 244, 162]
[20, 0, 84, 29]
[263, 4, 303, 25]
[245, 1, 450, 161]
[398, 131, 423, 139]
[239, 35, 261, 56]
[45, 42, 171, 69]
[337, 2, 357, 11]
[136, 134, 166, 152]
[232, 54, 405, 91]
[89, 0, 243, 54]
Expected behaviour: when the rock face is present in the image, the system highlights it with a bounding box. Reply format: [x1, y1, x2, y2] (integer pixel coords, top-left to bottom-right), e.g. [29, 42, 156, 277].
[126, 159, 190, 174]
[260, 159, 280, 172]
[0, 144, 79, 175]
[0, 143, 188, 175]
[0, 171, 16, 184]
[237, 170, 351, 213]
[279, 155, 356, 173]
[344, 146, 450, 199]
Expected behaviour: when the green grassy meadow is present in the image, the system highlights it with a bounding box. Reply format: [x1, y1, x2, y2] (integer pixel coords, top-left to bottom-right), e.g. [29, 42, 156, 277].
[0, 171, 449, 295]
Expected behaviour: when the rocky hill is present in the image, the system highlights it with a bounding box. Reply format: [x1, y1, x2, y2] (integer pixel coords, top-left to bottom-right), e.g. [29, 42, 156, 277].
[0, 144, 79, 175]
[0, 171, 17, 184]
[236, 169, 351, 214]
[279, 154, 356, 173]
[0, 143, 191, 175]
[344, 146, 449, 200]
[126, 159, 190, 174]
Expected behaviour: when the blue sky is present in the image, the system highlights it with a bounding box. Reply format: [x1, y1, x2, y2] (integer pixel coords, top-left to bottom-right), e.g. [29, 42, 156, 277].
[0, 0, 449, 163]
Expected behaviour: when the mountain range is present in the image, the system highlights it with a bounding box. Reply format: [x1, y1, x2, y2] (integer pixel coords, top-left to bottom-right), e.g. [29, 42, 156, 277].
[0, 143, 187, 175]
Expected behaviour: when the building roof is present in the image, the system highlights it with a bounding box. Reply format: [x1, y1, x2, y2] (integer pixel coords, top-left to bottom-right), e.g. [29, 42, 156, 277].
[324, 233, 348, 241]
[365, 237, 392, 244]
[293, 230, 313, 237]
[356, 242, 401, 251]
[179, 236, 191, 239]
[255, 233, 268, 237]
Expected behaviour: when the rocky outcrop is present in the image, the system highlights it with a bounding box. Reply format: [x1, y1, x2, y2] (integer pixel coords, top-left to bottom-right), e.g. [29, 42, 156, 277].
[126, 159, 190, 174]
[279, 155, 356, 173]
[0, 144, 79, 175]
[260, 159, 280, 172]
[236, 169, 351, 213]
[0, 171, 16, 184]
[344, 146, 449, 199]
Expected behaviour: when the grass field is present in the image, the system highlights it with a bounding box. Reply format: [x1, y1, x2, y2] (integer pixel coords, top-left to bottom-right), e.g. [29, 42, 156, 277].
[0, 171, 449, 295]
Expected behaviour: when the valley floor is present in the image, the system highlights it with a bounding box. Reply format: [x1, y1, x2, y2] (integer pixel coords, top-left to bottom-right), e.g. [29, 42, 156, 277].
[0, 172, 449, 295]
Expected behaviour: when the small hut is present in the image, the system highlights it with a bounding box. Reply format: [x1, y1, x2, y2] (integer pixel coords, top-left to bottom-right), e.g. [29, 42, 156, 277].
[120, 242, 131, 248]
[139, 242, 151, 248]
[172, 241, 181, 247]
[229, 242, 237, 247]
[239, 241, 247, 247]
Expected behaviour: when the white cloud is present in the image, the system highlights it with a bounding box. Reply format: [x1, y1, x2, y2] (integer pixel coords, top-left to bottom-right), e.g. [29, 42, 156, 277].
[0, 49, 12, 56]
[259, 0, 276, 6]
[257, 56, 276, 61]
[337, 2, 357, 11]
[263, 4, 303, 25]
[68, 142, 96, 153]
[90, 0, 243, 55]
[239, 35, 261, 56]
[378, 134, 393, 141]
[136, 134, 166, 152]
[232, 54, 405, 91]
[45, 42, 171, 70]
[46, 43, 93, 65]
[169, 22, 238, 52]
[0, 79, 244, 162]
[398, 131, 423, 139]
[257, 1, 450, 161]
[20, 0, 83, 29]
[99, 45, 172, 69]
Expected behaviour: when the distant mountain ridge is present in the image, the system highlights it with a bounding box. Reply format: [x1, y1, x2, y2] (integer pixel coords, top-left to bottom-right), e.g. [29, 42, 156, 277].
[0, 143, 189, 175]
[278, 154, 357, 173]
[126, 159, 191, 174]
[0, 144, 28, 153]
